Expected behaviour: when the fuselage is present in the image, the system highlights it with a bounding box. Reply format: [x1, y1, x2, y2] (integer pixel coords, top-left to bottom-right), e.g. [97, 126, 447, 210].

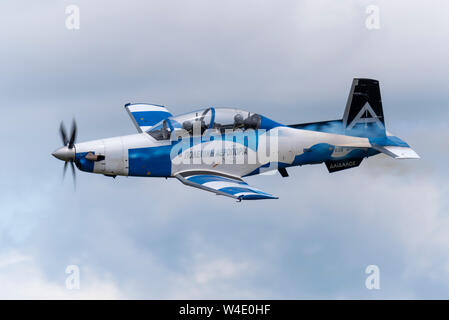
[73, 125, 379, 179]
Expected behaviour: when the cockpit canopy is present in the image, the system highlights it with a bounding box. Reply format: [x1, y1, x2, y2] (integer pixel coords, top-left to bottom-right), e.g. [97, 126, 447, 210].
[147, 107, 281, 141]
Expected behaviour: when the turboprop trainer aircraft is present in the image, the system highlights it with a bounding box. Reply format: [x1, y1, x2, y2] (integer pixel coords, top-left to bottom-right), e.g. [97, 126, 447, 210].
[52, 78, 419, 200]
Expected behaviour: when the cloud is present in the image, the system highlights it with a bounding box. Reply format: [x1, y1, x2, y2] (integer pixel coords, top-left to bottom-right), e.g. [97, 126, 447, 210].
[168, 255, 260, 299]
[0, 250, 122, 299]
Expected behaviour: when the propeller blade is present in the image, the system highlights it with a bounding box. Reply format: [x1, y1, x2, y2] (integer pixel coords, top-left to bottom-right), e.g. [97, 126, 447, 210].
[68, 119, 77, 149]
[58, 119, 77, 189]
[70, 161, 76, 188]
[60, 122, 68, 146]
[63, 161, 68, 180]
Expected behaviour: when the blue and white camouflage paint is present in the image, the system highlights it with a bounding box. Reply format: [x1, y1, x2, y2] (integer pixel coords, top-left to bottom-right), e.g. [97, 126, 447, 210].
[53, 78, 419, 201]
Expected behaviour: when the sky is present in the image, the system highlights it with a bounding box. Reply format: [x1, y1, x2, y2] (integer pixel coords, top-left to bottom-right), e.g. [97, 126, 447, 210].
[1, 0, 449, 299]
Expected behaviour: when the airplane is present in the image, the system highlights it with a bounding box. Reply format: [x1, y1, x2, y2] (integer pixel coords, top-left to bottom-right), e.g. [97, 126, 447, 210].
[52, 78, 419, 201]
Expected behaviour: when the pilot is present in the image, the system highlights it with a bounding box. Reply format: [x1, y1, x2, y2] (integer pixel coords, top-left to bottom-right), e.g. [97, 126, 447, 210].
[183, 120, 193, 134]
[233, 113, 244, 130]
[243, 113, 260, 130]
[161, 120, 170, 140]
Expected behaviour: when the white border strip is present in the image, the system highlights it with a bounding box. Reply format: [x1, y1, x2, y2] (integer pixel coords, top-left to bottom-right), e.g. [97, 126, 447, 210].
[127, 104, 169, 113]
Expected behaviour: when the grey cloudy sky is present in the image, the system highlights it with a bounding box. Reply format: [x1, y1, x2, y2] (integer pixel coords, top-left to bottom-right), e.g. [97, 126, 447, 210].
[1, 0, 449, 298]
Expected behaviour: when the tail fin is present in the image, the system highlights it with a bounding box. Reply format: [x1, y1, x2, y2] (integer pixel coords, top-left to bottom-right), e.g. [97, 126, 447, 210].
[342, 78, 419, 159]
[342, 78, 385, 137]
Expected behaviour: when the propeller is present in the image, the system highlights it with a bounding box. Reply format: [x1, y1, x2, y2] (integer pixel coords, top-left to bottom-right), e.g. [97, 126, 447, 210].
[53, 119, 77, 187]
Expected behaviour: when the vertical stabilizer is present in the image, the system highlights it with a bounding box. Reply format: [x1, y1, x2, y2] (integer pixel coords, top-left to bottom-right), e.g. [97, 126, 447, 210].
[342, 78, 385, 137]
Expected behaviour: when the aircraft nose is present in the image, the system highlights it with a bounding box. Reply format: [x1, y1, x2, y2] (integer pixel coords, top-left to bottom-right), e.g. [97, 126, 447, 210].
[52, 146, 75, 161]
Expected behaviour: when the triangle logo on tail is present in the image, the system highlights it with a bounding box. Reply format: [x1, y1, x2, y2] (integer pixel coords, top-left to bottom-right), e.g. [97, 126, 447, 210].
[347, 102, 384, 130]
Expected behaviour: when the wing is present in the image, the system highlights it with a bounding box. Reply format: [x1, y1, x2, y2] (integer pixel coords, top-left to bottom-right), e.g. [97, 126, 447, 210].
[125, 103, 172, 133]
[175, 171, 278, 200]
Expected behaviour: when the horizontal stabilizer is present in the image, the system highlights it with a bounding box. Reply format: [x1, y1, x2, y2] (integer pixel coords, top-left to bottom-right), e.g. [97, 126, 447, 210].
[372, 145, 420, 159]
